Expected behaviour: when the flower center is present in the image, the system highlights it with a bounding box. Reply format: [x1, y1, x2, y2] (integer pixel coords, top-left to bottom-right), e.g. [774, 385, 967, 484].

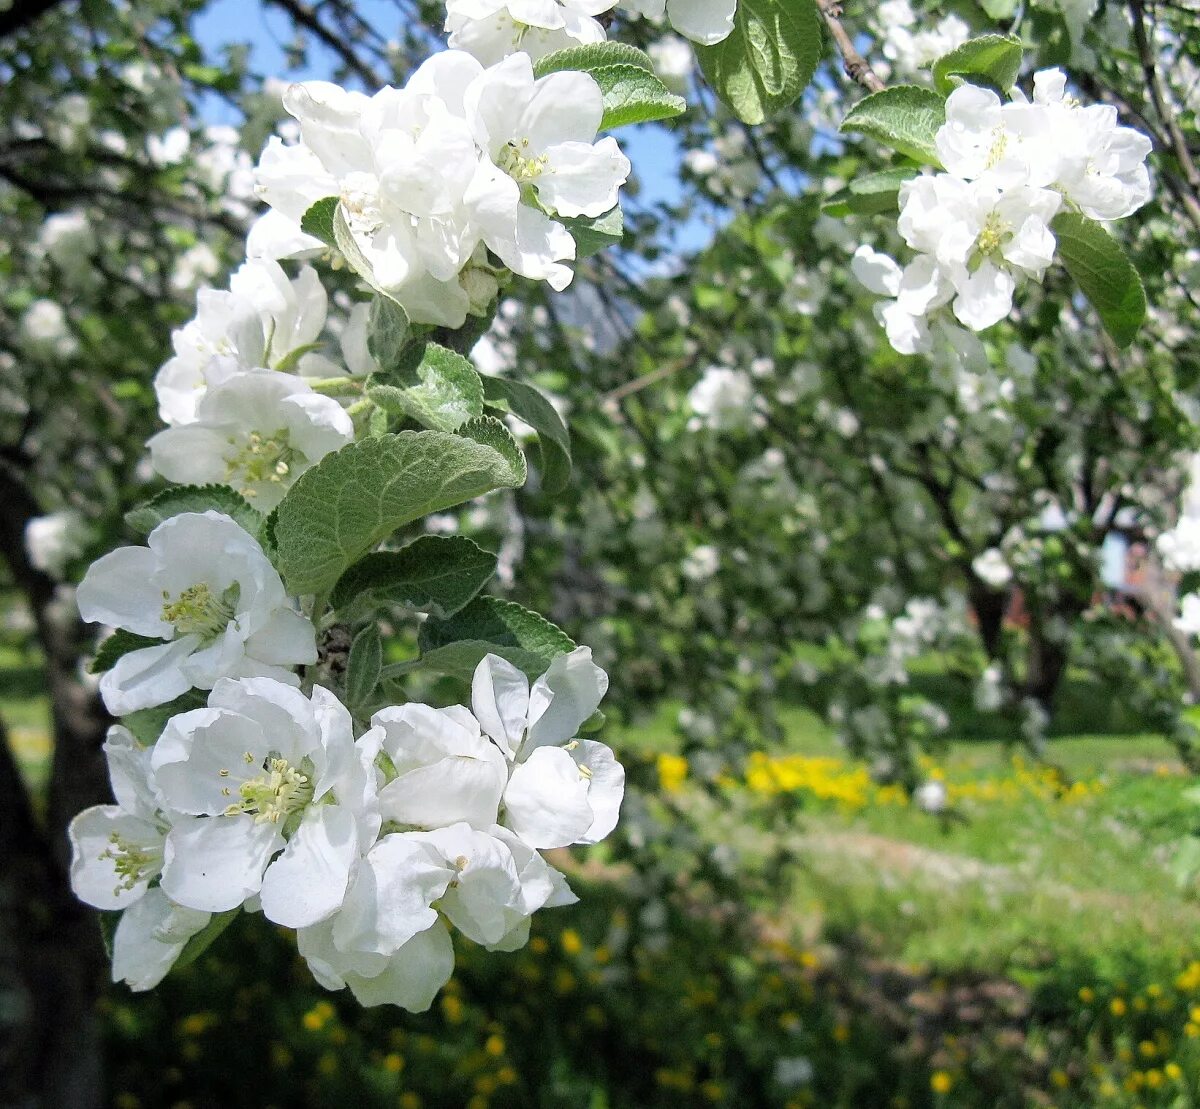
[499, 139, 550, 185]
[339, 173, 383, 234]
[225, 429, 296, 497]
[100, 830, 163, 896]
[161, 582, 237, 640]
[985, 129, 1009, 170]
[223, 755, 314, 824]
[975, 211, 1008, 257]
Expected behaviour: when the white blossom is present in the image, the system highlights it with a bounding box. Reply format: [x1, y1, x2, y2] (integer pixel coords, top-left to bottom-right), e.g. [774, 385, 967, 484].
[445, 0, 609, 64]
[24, 510, 89, 579]
[464, 52, 631, 290]
[69, 726, 168, 910]
[253, 53, 628, 324]
[913, 778, 947, 813]
[367, 703, 509, 830]
[111, 888, 213, 992]
[76, 512, 317, 714]
[472, 647, 624, 849]
[687, 366, 757, 431]
[972, 547, 1013, 588]
[152, 677, 380, 927]
[620, 0, 737, 45]
[876, 0, 969, 77]
[147, 370, 354, 509]
[154, 259, 330, 425]
[681, 544, 720, 582]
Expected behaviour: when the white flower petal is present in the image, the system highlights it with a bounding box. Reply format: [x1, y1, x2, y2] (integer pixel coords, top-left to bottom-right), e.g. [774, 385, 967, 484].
[259, 805, 359, 928]
[503, 745, 593, 848]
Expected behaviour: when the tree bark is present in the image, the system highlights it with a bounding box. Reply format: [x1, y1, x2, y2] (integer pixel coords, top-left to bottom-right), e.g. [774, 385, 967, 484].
[1023, 605, 1072, 715]
[0, 462, 108, 1109]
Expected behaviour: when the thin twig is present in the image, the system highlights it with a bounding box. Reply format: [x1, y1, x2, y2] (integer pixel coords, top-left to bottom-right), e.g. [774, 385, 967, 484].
[817, 0, 886, 94]
[1127, 0, 1200, 229]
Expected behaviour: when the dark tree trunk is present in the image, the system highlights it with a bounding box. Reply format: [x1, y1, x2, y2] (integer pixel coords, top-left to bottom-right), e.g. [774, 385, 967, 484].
[1023, 605, 1072, 716]
[0, 463, 109, 1109]
[968, 580, 1007, 661]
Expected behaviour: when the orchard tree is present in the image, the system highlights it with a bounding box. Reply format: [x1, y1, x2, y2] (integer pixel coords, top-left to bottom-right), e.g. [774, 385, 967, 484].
[0, 0, 1191, 1105]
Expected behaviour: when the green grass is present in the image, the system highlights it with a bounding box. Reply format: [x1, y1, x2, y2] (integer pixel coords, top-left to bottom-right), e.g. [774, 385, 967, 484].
[8, 643, 1200, 1105]
[0, 643, 52, 797]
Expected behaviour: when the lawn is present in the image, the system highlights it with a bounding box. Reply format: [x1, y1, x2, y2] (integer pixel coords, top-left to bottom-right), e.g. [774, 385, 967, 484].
[7, 650, 1200, 1105]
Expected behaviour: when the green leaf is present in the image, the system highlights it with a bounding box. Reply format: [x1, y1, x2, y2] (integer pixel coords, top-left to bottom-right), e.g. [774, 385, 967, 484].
[123, 689, 209, 745]
[1051, 212, 1147, 348]
[299, 196, 339, 247]
[696, 0, 822, 125]
[588, 64, 686, 129]
[840, 85, 947, 165]
[90, 630, 162, 675]
[331, 535, 497, 621]
[482, 376, 572, 494]
[171, 909, 240, 973]
[366, 343, 485, 433]
[533, 42, 656, 78]
[366, 295, 413, 370]
[559, 206, 624, 258]
[272, 422, 526, 595]
[822, 168, 919, 217]
[932, 34, 1025, 97]
[417, 596, 576, 679]
[125, 484, 263, 539]
[345, 624, 383, 713]
[98, 911, 120, 959]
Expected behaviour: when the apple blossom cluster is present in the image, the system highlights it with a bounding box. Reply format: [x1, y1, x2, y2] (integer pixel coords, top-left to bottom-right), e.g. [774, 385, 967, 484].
[69, 647, 624, 1006]
[64, 8, 643, 1007]
[873, 0, 969, 79]
[250, 50, 630, 326]
[855, 69, 1152, 353]
[443, 0, 736, 64]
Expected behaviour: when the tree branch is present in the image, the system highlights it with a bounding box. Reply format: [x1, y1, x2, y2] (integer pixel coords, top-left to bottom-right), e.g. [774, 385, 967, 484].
[0, 0, 70, 39]
[817, 0, 886, 94]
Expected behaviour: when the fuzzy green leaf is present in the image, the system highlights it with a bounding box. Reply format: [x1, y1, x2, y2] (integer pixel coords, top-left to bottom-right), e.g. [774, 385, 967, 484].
[696, 0, 822, 125]
[345, 624, 383, 713]
[559, 206, 624, 257]
[533, 42, 656, 78]
[366, 343, 484, 433]
[482, 376, 572, 493]
[299, 196, 339, 247]
[1052, 212, 1147, 348]
[90, 630, 162, 675]
[125, 485, 263, 539]
[365, 295, 413, 370]
[271, 421, 526, 595]
[331, 535, 497, 621]
[417, 596, 576, 679]
[822, 168, 919, 217]
[589, 64, 686, 129]
[840, 85, 947, 165]
[171, 909, 240, 973]
[122, 689, 209, 745]
[932, 35, 1024, 97]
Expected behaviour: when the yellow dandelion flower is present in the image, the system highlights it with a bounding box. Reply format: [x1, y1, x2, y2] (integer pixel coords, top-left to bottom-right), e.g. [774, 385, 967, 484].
[560, 929, 583, 956]
[1110, 997, 1127, 1017]
[657, 752, 688, 793]
[930, 1071, 953, 1094]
